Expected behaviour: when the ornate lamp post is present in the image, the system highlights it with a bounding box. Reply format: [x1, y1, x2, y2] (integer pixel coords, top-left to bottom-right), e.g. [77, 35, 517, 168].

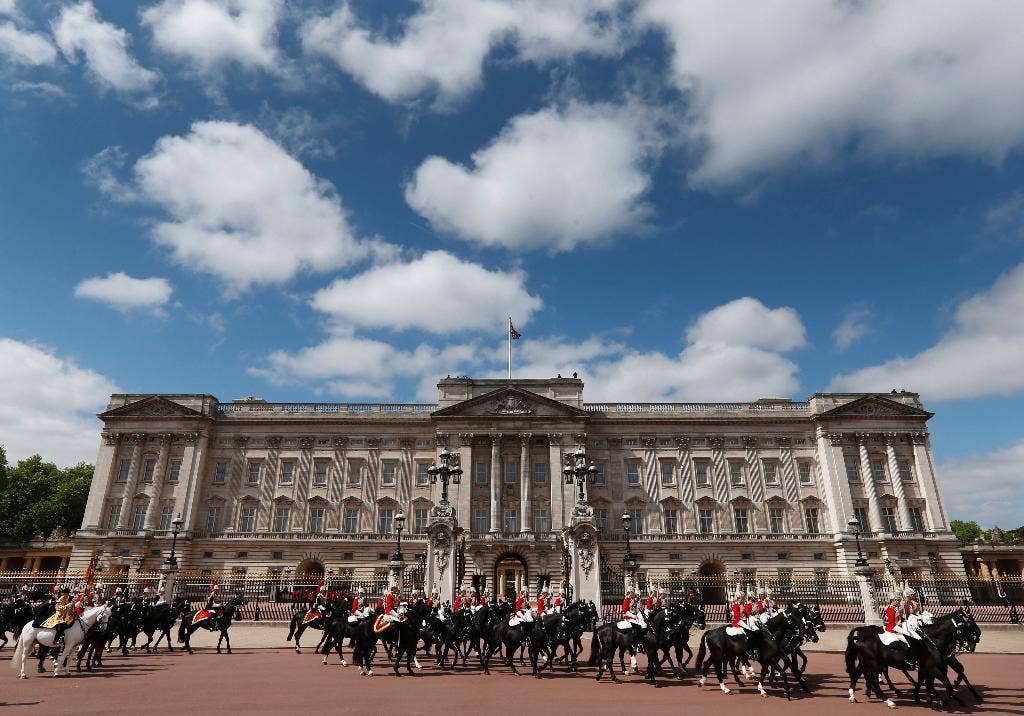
[621, 511, 636, 569]
[563, 446, 598, 517]
[165, 514, 184, 566]
[427, 449, 463, 517]
[393, 511, 406, 562]
[848, 516, 869, 568]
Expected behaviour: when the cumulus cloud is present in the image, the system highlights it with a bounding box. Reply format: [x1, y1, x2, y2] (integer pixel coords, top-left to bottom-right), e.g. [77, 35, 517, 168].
[984, 191, 1024, 243]
[831, 263, 1024, 400]
[142, 0, 281, 73]
[301, 0, 629, 104]
[100, 121, 381, 293]
[406, 103, 658, 251]
[0, 338, 118, 467]
[253, 296, 805, 402]
[52, 1, 158, 101]
[312, 251, 542, 333]
[939, 439, 1024, 526]
[834, 305, 873, 350]
[74, 272, 173, 314]
[10, 80, 69, 99]
[0, 20, 57, 66]
[642, 0, 1024, 185]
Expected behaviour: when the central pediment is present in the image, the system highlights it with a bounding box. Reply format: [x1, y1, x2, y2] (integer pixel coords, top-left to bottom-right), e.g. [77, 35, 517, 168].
[431, 387, 589, 419]
[100, 395, 204, 419]
[815, 395, 932, 419]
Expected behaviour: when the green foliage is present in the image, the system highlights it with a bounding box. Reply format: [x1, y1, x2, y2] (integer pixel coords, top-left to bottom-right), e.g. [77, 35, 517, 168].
[0, 451, 93, 543]
[951, 519, 983, 544]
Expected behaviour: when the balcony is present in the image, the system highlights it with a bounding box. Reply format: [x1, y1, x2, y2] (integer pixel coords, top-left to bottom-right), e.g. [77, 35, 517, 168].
[602, 532, 834, 542]
[189, 531, 430, 541]
[217, 403, 437, 416]
[583, 401, 810, 416]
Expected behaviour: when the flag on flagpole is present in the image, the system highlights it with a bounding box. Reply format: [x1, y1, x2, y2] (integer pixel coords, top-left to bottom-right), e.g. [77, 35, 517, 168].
[84, 555, 96, 588]
[509, 320, 521, 340]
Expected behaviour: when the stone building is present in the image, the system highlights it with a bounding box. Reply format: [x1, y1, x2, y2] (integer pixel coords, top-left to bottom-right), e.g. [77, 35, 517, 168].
[68, 376, 964, 597]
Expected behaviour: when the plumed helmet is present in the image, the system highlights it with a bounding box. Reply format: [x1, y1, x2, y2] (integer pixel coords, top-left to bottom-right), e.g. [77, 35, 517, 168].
[143, 587, 151, 594]
[746, 590, 755, 599]
[903, 587, 916, 599]
[889, 591, 900, 601]
[757, 587, 766, 596]
[734, 589, 744, 600]
[358, 587, 365, 594]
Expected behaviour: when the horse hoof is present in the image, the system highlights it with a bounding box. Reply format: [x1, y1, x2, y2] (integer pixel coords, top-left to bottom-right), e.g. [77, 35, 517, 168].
[367, 670, 373, 677]
[341, 660, 348, 667]
[885, 700, 897, 709]
[295, 648, 301, 654]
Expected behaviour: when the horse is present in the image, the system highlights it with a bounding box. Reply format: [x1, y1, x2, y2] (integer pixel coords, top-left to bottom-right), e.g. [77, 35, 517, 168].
[321, 608, 376, 666]
[177, 593, 243, 654]
[75, 610, 112, 672]
[658, 601, 706, 677]
[588, 616, 646, 683]
[476, 603, 513, 673]
[0, 598, 34, 650]
[286, 600, 338, 653]
[744, 608, 811, 699]
[138, 599, 186, 653]
[388, 601, 432, 676]
[695, 622, 752, 694]
[11, 603, 112, 678]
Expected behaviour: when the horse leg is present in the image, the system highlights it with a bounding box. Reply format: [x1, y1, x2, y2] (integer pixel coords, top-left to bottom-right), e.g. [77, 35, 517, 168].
[882, 667, 904, 696]
[756, 662, 769, 698]
[716, 658, 733, 694]
[185, 627, 194, 655]
[223, 628, 232, 654]
[294, 624, 303, 653]
[949, 655, 982, 703]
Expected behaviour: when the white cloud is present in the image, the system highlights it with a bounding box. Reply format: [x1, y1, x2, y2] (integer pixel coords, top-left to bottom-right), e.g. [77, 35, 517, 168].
[52, 1, 158, 100]
[984, 191, 1024, 243]
[0, 338, 118, 468]
[10, 80, 69, 99]
[301, 0, 628, 104]
[642, 0, 1024, 185]
[405, 103, 658, 251]
[0, 0, 17, 17]
[830, 262, 1024, 400]
[116, 121, 380, 293]
[939, 439, 1024, 527]
[74, 272, 173, 314]
[0, 21, 57, 65]
[311, 251, 542, 333]
[834, 305, 872, 350]
[142, 0, 281, 72]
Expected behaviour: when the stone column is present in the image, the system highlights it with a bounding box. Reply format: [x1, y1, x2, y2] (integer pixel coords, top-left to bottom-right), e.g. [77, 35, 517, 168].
[856, 433, 884, 534]
[520, 433, 532, 533]
[144, 434, 173, 530]
[884, 433, 913, 531]
[548, 434, 565, 531]
[116, 433, 146, 528]
[181, 431, 211, 535]
[566, 519, 601, 605]
[815, 429, 853, 535]
[456, 434, 474, 530]
[489, 435, 501, 533]
[709, 437, 729, 530]
[854, 564, 882, 625]
[160, 562, 179, 602]
[676, 437, 694, 533]
[83, 432, 121, 529]
[425, 519, 457, 604]
[622, 557, 639, 596]
[910, 431, 947, 530]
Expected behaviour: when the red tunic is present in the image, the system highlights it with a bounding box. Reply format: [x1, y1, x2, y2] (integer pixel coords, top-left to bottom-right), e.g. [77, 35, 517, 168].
[478, 596, 486, 606]
[731, 603, 743, 628]
[384, 594, 396, 615]
[756, 600, 765, 615]
[904, 601, 916, 616]
[425, 599, 433, 607]
[351, 597, 361, 612]
[453, 595, 462, 612]
[536, 597, 545, 613]
[645, 596, 654, 610]
[622, 597, 632, 616]
[884, 606, 898, 633]
[656, 597, 663, 609]
[743, 602, 753, 617]
[554, 597, 561, 607]
[514, 596, 524, 612]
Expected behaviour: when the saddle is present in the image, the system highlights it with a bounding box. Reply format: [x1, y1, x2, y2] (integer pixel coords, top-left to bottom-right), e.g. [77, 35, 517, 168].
[192, 609, 221, 626]
[302, 609, 323, 625]
[372, 614, 407, 633]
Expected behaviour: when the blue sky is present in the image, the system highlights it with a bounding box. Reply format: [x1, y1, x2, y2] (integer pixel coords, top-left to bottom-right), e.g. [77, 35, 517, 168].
[1, 1, 1023, 525]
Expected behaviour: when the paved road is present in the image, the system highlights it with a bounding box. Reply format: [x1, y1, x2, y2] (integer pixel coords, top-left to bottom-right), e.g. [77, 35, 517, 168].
[2, 646, 1020, 714]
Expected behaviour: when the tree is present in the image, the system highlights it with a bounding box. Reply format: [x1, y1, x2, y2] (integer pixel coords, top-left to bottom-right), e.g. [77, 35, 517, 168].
[0, 453, 93, 543]
[951, 519, 983, 544]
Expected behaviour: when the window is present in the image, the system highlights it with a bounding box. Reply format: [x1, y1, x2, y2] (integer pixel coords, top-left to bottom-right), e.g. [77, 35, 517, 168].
[414, 507, 428, 534]
[804, 507, 820, 534]
[343, 507, 359, 534]
[504, 462, 518, 484]
[273, 551, 283, 560]
[347, 459, 361, 486]
[247, 461, 261, 485]
[142, 459, 156, 483]
[381, 462, 396, 486]
[909, 507, 925, 532]
[167, 459, 181, 483]
[769, 507, 785, 534]
[734, 507, 749, 534]
[232, 505, 252, 532]
[379, 508, 394, 534]
[273, 506, 290, 532]
[105, 504, 120, 529]
[694, 461, 710, 487]
[280, 461, 295, 485]
[698, 508, 714, 534]
[132, 503, 147, 530]
[661, 461, 674, 486]
[309, 507, 325, 533]
[845, 459, 861, 483]
[798, 462, 812, 485]
[881, 507, 898, 533]
[629, 508, 644, 535]
[870, 459, 887, 483]
[314, 461, 329, 486]
[416, 463, 430, 486]
[626, 463, 640, 486]
[593, 463, 605, 486]
[214, 462, 227, 484]
[474, 508, 489, 534]
[729, 461, 744, 486]
[158, 505, 173, 530]
[897, 460, 914, 482]
[664, 509, 678, 535]
[594, 508, 608, 535]
[534, 462, 547, 484]
[762, 460, 779, 485]
[206, 507, 221, 533]
[116, 458, 130, 482]
[504, 508, 518, 533]
[854, 507, 869, 532]
[534, 507, 549, 533]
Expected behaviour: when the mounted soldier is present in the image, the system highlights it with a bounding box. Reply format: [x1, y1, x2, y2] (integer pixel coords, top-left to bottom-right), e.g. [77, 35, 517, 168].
[509, 587, 531, 626]
[38, 586, 75, 646]
[726, 589, 745, 636]
[617, 589, 646, 632]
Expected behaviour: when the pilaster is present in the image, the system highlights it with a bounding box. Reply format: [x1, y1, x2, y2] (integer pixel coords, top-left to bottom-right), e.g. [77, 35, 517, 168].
[83, 432, 120, 529]
[884, 433, 912, 530]
[116, 434, 146, 528]
[489, 435, 501, 533]
[857, 433, 884, 533]
[520, 433, 532, 532]
[911, 431, 947, 530]
[548, 434, 565, 530]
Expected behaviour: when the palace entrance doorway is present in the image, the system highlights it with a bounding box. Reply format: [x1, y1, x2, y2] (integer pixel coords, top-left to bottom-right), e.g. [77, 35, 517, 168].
[494, 554, 527, 601]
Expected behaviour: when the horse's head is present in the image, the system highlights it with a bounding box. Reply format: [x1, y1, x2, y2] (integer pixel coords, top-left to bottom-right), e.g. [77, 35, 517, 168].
[952, 607, 981, 653]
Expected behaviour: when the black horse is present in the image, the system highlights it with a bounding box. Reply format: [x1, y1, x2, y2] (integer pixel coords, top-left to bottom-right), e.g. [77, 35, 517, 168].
[588, 617, 645, 683]
[286, 600, 338, 653]
[695, 622, 751, 693]
[744, 608, 811, 699]
[177, 593, 243, 654]
[0, 597, 34, 650]
[349, 602, 430, 676]
[139, 599, 187, 653]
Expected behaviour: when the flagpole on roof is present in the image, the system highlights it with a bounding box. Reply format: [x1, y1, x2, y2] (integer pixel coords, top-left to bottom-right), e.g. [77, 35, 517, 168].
[508, 316, 512, 380]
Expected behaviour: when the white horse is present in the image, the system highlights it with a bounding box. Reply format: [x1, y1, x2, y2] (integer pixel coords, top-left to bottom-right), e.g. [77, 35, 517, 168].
[11, 604, 112, 678]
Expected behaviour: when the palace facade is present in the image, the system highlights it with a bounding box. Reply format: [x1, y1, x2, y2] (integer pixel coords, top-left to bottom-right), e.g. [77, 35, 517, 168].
[69, 376, 964, 597]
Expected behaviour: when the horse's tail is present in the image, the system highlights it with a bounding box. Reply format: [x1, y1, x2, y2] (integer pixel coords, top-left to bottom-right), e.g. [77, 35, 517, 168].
[11, 628, 26, 668]
[844, 632, 859, 675]
[587, 628, 600, 665]
[286, 613, 296, 641]
[177, 614, 187, 644]
[695, 631, 707, 671]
